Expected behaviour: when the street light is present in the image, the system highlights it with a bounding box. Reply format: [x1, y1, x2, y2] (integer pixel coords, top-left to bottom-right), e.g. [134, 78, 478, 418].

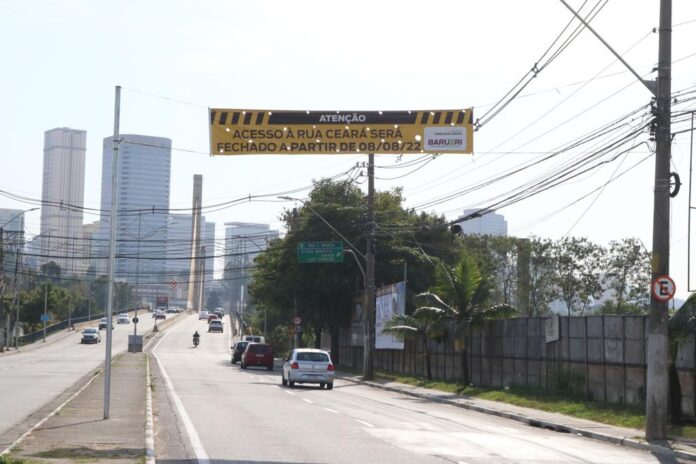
[278, 195, 374, 379]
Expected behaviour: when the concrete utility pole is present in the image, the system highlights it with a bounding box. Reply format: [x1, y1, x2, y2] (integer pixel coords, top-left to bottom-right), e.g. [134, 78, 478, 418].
[187, 175, 203, 312]
[104, 85, 121, 420]
[363, 154, 376, 380]
[559, 0, 672, 440]
[646, 0, 672, 441]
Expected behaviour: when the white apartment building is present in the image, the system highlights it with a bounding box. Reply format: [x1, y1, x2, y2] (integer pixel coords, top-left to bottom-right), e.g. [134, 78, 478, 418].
[40, 128, 86, 272]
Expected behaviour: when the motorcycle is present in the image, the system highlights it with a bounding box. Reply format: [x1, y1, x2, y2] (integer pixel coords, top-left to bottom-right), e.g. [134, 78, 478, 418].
[193, 336, 200, 348]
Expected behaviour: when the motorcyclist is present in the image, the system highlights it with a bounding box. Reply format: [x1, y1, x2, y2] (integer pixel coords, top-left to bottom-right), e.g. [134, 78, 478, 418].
[193, 330, 200, 346]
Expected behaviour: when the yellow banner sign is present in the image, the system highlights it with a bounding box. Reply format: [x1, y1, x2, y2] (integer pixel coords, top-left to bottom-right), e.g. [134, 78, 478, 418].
[209, 109, 473, 155]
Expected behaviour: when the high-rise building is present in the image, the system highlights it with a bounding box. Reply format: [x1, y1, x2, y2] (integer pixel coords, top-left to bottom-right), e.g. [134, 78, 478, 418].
[99, 134, 171, 306]
[224, 222, 279, 315]
[454, 209, 508, 236]
[0, 208, 27, 274]
[40, 128, 86, 272]
[166, 214, 215, 307]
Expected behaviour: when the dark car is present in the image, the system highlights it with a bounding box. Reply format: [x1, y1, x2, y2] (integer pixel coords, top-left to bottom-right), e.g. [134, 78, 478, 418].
[231, 341, 250, 364]
[213, 309, 224, 319]
[241, 343, 274, 371]
[208, 320, 223, 333]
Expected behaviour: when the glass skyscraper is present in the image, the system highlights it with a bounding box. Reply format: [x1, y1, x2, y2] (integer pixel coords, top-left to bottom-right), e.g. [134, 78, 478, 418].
[99, 134, 171, 306]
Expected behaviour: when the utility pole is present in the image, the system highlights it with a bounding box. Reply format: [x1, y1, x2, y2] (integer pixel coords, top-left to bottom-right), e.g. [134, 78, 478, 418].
[646, 0, 672, 441]
[104, 85, 121, 420]
[0, 227, 5, 352]
[134, 210, 142, 337]
[363, 153, 375, 380]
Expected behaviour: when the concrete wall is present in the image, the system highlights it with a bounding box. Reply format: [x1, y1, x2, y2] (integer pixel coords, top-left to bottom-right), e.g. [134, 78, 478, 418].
[339, 315, 696, 418]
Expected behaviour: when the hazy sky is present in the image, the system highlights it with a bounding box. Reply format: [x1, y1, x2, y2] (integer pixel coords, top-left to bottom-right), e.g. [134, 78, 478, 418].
[1, 1, 696, 298]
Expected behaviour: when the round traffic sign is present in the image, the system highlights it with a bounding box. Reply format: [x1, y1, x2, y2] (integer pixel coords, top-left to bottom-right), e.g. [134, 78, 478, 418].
[169, 280, 177, 289]
[132, 317, 139, 324]
[293, 316, 302, 325]
[652, 275, 676, 302]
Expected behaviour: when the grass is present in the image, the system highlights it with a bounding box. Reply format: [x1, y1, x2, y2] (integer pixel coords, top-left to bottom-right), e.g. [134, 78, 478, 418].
[350, 368, 696, 440]
[0, 457, 27, 464]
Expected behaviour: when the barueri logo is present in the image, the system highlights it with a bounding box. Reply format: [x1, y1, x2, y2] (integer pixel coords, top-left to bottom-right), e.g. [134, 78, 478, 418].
[424, 127, 467, 151]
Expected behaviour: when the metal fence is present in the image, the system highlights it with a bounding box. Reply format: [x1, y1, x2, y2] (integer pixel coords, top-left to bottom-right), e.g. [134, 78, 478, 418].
[18, 313, 105, 345]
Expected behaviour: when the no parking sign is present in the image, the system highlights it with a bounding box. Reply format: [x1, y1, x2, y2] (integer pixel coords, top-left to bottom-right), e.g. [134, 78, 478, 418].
[651, 275, 676, 302]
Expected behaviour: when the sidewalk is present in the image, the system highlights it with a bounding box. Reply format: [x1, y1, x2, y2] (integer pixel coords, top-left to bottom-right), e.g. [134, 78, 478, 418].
[338, 371, 696, 462]
[7, 352, 148, 464]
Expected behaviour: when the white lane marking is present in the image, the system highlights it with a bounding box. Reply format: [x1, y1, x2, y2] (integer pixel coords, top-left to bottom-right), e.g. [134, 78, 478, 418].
[1, 367, 101, 455]
[152, 330, 210, 464]
[284, 390, 296, 395]
[145, 355, 155, 464]
[302, 398, 314, 404]
[323, 407, 339, 414]
[354, 419, 375, 428]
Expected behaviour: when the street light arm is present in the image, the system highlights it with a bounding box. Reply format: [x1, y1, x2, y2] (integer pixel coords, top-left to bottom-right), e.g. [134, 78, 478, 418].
[0, 207, 39, 229]
[278, 196, 366, 260]
[344, 249, 366, 287]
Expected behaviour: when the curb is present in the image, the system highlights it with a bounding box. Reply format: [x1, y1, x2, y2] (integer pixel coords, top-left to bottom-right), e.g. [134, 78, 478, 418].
[338, 375, 696, 462]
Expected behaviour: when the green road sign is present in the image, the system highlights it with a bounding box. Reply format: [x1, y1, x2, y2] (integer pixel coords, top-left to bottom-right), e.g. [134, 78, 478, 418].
[297, 241, 344, 263]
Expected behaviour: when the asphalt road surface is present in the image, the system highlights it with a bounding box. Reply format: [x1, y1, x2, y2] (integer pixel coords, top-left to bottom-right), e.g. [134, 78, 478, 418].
[0, 315, 156, 438]
[153, 315, 669, 464]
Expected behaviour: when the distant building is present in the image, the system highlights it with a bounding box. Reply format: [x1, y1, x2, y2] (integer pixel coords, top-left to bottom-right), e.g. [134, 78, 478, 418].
[81, 221, 101, 277]
[98, 134, 171, 306]
[166, 214, 215, 307]
[224, 222, 279, 315]
[0, 208, 27, 274]
[40, 128, 86, 272]
[454, 209, 507, 236]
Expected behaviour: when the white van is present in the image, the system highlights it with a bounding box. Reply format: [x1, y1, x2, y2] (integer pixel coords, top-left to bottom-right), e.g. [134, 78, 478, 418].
[242, 335, 265, 343]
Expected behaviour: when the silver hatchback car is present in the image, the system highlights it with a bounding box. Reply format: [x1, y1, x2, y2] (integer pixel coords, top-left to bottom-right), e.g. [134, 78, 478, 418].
[282, 348, 335, 390]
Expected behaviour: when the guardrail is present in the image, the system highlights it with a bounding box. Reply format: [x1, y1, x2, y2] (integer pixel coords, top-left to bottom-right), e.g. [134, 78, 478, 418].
[18, 313, 106, 346]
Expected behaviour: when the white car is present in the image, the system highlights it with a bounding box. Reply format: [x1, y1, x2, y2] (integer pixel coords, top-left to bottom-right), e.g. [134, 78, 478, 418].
[117, 313, 129, 324]
[282, 348, 335, 390]
[198, 310, 209, 320]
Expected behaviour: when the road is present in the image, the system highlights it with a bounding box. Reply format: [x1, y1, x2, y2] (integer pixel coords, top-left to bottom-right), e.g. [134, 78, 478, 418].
[153, 315, 668, 464]
[0, 314, 156, 438]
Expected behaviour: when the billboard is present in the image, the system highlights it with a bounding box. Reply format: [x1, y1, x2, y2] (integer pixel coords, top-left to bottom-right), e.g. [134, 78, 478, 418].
[209, 109, 473, 155]
[375, 281, 406, 350]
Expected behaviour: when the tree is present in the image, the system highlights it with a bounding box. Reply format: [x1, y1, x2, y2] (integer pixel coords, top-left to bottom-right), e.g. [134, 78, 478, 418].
[604, 238, 650, 314]
[382, 303, 452, 380]
[250, 179, 459, 360]
[551, 237, 604, 316]
[19, 283, 71, 332]
[430, 251, 516, 384]
[521, 238, 557, 316]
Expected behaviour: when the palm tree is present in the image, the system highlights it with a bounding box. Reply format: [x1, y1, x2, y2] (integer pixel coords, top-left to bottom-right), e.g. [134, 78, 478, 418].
[429, 252, 517, 384]
[382, 304, 452, 380]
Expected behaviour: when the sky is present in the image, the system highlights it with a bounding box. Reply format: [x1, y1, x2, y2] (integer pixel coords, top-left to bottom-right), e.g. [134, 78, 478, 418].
[1, 0, 696, 298]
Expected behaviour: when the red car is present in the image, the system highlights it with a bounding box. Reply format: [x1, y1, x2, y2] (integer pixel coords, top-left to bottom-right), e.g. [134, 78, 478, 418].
[241, 343, 274, 371]
[207, 314, 219, 323]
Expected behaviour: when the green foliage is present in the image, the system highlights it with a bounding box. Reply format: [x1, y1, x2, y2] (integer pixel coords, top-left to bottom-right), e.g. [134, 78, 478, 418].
[266, 324, 291, 359]
[605, 238, 650, 314]
[249, 178, 458, 352]
[595, 300, 647, 315]
[551, 237, 604, 316]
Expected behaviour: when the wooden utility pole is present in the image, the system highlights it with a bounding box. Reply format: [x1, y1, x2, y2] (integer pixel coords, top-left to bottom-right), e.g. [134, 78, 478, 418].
[646, 0, 672, 441]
